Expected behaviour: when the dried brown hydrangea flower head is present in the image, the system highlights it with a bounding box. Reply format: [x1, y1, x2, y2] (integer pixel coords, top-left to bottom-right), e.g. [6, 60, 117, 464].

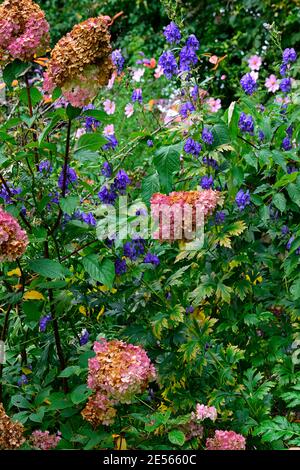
[0, 0, 50, 66]
[44, 16, 114, 107]
[0, 403, 25, 449]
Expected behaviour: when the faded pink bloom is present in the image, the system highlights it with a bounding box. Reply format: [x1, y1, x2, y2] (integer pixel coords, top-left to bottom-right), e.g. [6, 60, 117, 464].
[103, 99, 116, 115]
[275, 95, 291, 105]
[125, 103, 134, 118]
[250, 71, 259, 81]
[103, 124, 115, 137]
[193, 403, 217, 422]
[154, 64, 164, 79]
[132, 68, 145, 82]
[107, 71, 117, 89]
[206, 430, 246, 450]
[0, 206, 28, 262]
[265, 74, 279, 93]
[248, 55, 262, 71]
[221, 74, 226, 80]
[206, 97, 222, 113]
[31, 430, 61, 450]
[209, 55, 218, 65]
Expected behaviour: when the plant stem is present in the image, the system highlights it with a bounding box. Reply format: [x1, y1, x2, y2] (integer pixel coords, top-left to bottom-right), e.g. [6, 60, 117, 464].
[61, 119, 72, 198]
[25, 73, 39, 168]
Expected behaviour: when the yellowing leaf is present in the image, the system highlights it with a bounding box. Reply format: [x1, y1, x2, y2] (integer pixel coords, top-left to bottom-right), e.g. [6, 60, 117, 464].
[79, 306, 87, 316]
[227, 220, 247, 237]
[217, 233, 232, 248]
[99, 285, 109, 292]
[23, 290, 45, 301]
[7, 268, 21, 277]
[97, 306, 105, 321]
[114, 435, 127, 450]
[21, 367, 32, 375]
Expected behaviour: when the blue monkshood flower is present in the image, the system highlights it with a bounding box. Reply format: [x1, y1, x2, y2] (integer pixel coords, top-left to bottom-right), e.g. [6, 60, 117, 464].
[282, 136, 292, 151]
[179, 101, 195, 118]
[287, 165, 298, 174]
[0, 184, 21, 204]
[105, 237, 115, 248]
[186, 305, 194, 314]
[147, 139, 153, 147]
[163, 21, 181, 44]
[258, 130, 265, 142]
[115, 258, 127, 275]
[215, 211, 226, 225]
[280, 63, 288, 77]
[83, 104, 100, 132]
[113, 169, 131, 192]
[240, 73, 257, 95]
[203, 156, 219, 170]
[184, 137, 202, 156]
[123, 238, 146, 260]
[17, 374, 29, 387]
[282, 48, 297, 64]
[191, 85, 199, 101]
[77, 211, 96, 226]
[58, 166, 78, 191]
[280, 78, 291, 93]
[102, 135, 118, 151]
[186, 34, 200, 50]
[165, 292, 172, 300]
[158, 50, 178, 79]
[98, 186, 118, 205]
[39, 314, 52, 332]
[79, 329, 90, 346]
[286, 126, 293, 137]
[179, 45, 198, 72]
[38, 160, 52, 174]
[20, 206, 26, 217]
[101, 162, 112, 178]
[286, 236, 295, 250]
[200, 175, 214, 189]
[131, 88, 143, 103]
[202, 128, 214, 145]
[143, 252, 160, 266]
[238, 112, 254, 134]
[281, 225, 289, 236]
[235, 189, 251, 211]
[112, 49, 125, 74]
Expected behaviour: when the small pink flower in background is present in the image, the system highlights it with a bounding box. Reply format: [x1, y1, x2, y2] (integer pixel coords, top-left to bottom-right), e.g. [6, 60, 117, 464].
[132, 68, 145, 82]
[265, 74, 279, 93]
[248, 55, 262, 71]
[75, 128, 86, 139]
[103, 124, 115, 137]
[107, 71, 117, 89]
[275, 95, 291, 105]
[103, 99, 116, 115]
[206, 97, 222, 113]
[125, 103, 134, 118]
[154, 65, 164, 79]
[193, 404, 217, 422]
[31, 430, 61, 450]
[221, 74, 226, 80]
[250, 71, 259, 81]
[209, 55, 218, 65]
[206, 430, 246, 450]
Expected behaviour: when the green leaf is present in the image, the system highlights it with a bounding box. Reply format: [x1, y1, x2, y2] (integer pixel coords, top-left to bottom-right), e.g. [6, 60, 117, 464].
[211, 123, 230, 148]
[29, 259, 70, 279]
[168, 430, 186, 446]
[12, 411, 30, 424]
[82, 109, 112, 123]
[66, 104, 82, 120]
[272, 193, 286, 212]
[3, 60, 30, 88]
[10, 395, 31, 409]
[59, 196, 79, 215]
[141, 173, 160, 203]
[287, 183, 300, 207]
[76, 133, 107, 152]
[58, 366, 82, 378]
[19, 87, 42, 107]
[82, 255, 115, 288]
[290, 279, 300, 300]
[71, 384, 92, 405]
[153, 143, 182, 193]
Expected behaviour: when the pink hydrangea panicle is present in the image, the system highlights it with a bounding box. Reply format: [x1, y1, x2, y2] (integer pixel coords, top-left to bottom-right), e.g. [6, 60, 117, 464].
[82, 339, 156, 426]
[206, 430, 246, 450]
[0, 0, 50, 66]
[31, 430, 61, 450]
[0, 206, 28, 262]
[193, 403, 218, 422]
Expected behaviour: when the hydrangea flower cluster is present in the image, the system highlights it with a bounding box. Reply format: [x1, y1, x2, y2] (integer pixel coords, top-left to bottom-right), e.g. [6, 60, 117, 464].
[82, 339, 156, 426]
[30, 430, 61, 450]
[44, 16, 114, 107]
[0, 0, 50, 66]
[151, 190, 221, 242]
[206, 430, 246, 450]
[192, 403, 217, 422]
[0, 206, 28, 262]
[0, 403, 25, 449]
